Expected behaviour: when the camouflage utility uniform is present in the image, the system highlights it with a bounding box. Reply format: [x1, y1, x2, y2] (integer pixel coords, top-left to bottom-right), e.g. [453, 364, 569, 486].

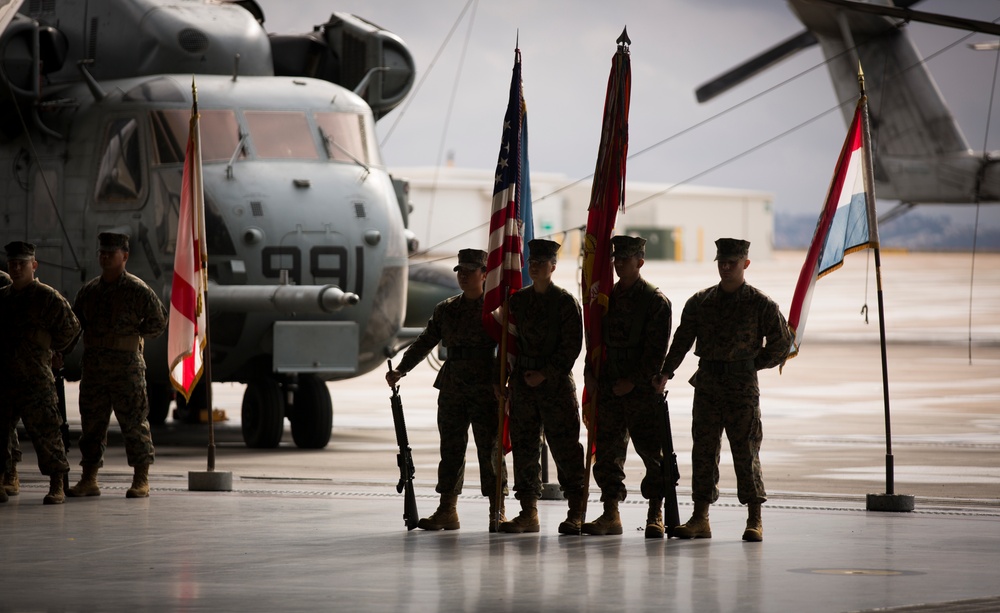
[0, 270, 21, 493]
[0, 279, 80, 479]
[73, 271, 168, 469]
[506, 282, 586, 501]
[662, 281, 790, 505]
[395, 293, 506, 497]
[590, 277, 672, 503]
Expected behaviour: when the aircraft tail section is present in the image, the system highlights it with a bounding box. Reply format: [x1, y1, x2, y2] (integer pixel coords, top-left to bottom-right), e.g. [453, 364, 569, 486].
[795, 5, 971, 159]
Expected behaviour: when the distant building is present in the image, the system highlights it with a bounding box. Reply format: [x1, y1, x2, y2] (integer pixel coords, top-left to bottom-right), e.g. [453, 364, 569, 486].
[393, 167, 775, 261]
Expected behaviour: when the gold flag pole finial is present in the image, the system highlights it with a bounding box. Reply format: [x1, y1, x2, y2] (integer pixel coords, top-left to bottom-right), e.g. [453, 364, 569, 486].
[857, 61, 865, 97]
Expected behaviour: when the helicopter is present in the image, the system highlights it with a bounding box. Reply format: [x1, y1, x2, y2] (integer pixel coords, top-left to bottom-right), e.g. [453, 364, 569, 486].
[696, 0, 1000, 222]
[0, 0, 450, 449]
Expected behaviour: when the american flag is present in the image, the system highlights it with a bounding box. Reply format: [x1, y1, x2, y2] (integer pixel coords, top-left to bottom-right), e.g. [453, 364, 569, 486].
[482, 50, 529, 340]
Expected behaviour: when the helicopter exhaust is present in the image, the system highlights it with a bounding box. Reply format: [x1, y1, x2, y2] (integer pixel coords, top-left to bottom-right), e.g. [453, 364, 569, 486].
[207, 283, 359, 314]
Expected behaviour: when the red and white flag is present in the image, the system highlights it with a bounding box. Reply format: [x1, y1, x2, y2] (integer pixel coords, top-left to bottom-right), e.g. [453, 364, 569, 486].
[168, 91, 208, 400]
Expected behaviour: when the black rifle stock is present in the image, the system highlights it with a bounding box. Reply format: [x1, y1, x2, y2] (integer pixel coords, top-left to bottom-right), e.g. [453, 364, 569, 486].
[388, 360, 419, 530]
[660, 392, 681, 537]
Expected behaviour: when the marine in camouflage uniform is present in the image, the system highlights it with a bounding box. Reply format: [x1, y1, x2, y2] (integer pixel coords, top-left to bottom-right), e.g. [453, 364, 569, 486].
[0, 269, 21, 498]
[658, 238, 791, 542]
[0, 241, 81, 505]
[498, 239, 586, 535]
[582, 235, 673, 538]
[386, 249, 507, 531]
[69, 233, 168, 499]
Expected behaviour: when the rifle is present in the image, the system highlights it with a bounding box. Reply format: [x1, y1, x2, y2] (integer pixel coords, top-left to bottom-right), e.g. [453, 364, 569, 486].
[387, 360, 419, 531]
[660, 391, 681, 537]
[55, 366, 70, 491]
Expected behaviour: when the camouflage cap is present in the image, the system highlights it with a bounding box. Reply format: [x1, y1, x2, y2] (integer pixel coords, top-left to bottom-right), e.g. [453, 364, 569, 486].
[715, 238, 750, 260]
[98, 232, 130, 252]
[4, 241, 36, 261]
[611, 235, 647, 259]
[527, 239, 560, 262]
[454, 248, 488, 271]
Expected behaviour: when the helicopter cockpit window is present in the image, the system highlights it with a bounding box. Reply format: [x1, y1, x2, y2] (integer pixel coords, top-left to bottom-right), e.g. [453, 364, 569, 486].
[94, 117, 144, 209]
[315, 112, 379, 165]
[150, 109, 244, 164]
[244, 111, 318, 159]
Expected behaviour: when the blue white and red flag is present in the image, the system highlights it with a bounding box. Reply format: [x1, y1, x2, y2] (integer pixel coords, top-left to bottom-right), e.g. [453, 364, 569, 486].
[787, 101, 873, 360]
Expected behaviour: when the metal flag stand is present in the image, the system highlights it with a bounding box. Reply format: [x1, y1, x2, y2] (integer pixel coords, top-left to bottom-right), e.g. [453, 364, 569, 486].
[857, 64, 913, 512]
[182, 78, 232, 492]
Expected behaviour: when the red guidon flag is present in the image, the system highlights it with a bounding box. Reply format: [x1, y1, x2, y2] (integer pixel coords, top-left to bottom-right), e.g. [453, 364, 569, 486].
[168, 85, 208, 401]
[582, 35, 631, 450]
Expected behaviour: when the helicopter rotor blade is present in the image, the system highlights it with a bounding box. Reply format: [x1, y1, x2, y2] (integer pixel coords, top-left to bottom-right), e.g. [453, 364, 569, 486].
[803, 0, 1000, 37]
[695, 29, 817, 103]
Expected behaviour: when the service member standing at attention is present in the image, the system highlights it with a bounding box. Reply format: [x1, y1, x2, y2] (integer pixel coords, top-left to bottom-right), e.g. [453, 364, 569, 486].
[69, 232, 168, 499]
[386, 248, 508, 531]
[655, 238, 791, 542]
[0, 242, 80, 505]
[0, 269, 22, 499]
[497, 239, 587, 535]
[582, 235, 673, 538]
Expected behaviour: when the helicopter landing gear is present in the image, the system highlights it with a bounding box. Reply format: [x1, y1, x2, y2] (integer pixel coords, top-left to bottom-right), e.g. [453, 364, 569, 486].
[233, 373, 337, 449]
[241, 377, 285, 448]
[288, 374, 333, 449]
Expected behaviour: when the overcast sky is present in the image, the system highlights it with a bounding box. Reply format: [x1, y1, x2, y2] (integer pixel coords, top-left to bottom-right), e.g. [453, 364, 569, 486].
[253, 0, 1000, 234]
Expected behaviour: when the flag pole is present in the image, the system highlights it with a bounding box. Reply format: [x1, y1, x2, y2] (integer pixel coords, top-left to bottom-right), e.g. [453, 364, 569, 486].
[485, 45, 529, 531]
[188, 83, 217, 473]
[204, 305, 215, 471]
[580, 28, 632, 526]
[493, 298, 509, 533]
[858, 64, 913, 512]
[186, 76, 231, 492]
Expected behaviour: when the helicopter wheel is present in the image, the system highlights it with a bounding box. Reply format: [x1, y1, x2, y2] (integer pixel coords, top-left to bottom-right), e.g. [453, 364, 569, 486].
[241, 377, 285, 448]
[290, 374, 333, 449]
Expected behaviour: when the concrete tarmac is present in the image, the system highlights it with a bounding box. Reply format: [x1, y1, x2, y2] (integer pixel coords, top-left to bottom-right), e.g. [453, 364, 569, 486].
[2, 250, 998, 612]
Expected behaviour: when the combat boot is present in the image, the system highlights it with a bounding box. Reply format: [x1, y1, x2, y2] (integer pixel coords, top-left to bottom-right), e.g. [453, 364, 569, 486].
[488, 495, 506, 533]
[67, 465, 101, 497]
[498, 498, 539, 533]
[742, 502, 763, 542]
[0, 485, 7, 503]
[581, 500, 623, 536]
[674, 501, 712, 539]
[557, 494, 586, 535]
[645, 498, 665, 539]
[126, 464, 150, 499]
[417, 493, 460, 530]
[3, 465, 19, 496]
[43, 473, 66, 505]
